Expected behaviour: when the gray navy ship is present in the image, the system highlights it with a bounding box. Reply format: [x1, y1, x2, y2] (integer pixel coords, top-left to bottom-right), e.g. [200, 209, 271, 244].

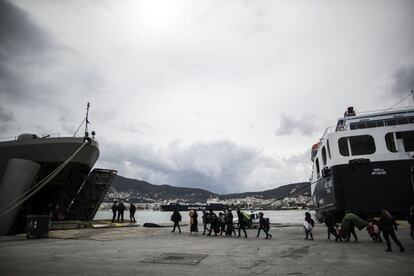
[0, 104, 117, 235]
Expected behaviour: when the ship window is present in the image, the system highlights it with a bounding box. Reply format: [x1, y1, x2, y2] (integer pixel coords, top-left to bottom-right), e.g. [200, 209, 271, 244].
[397, 118, 409, 125]
[338, 137, 350, 156]
[322, 146, 327, 165]
[349, 135, 376, 155]
[339, 135, 375, 156]
[356, 122, 367, 129]
[386, 119, 397, 126]
[350, 123, 357, 130]
[400, 130, 414, 152]
[327, 139, 332, 159]
[376, 120, 384, 127]
[366, 121, 377, 128]
[385, 133, 397, 152]
[315, 158, 320, 178]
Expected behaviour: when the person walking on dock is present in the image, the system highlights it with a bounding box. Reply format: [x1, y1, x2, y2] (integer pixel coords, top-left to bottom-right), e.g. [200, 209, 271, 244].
[225, 209, 236, 236]
[202, 210, 210, 235]
[218, 212, 226, 235]
[111, 200, 117, 223]
[303, 212, 314, 240]
[208, 209, 219, 236]
[237, 209, 248, 238]
[324, 213, 336, 240]
[117, 201, 125, 223]
[129, 203, 136, 223]
[378, 210, 405, 252]
[189, 209, 198, 233]
[171, 209, 182, 233]
[257, 212, 272, 239]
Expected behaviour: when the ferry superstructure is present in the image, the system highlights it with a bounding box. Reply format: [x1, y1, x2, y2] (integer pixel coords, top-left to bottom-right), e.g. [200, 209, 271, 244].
[310, 106, 414, 221]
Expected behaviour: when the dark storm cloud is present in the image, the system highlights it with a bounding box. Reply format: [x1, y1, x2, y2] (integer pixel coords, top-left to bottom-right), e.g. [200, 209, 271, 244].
[275, 114, 319, 136]
[0, 0, 53, 101]
[100, 140, 273, 194]
[392, 65, 414, 96]
[0, 104, 14, 131]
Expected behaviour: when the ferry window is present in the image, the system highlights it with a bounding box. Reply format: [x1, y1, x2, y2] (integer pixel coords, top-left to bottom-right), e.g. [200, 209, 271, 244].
[315, 158, 320, 178]
[400, 131, 414, 152]
[327, 139, 331, 159]
[356, 122, 367, 129]
[321, 147, 327, 165]
[385, 133, 397, 152]
[349, 135, 376, 155]
[386, 119, 397, 126]
[338, 137, 350, 156]
[397, 118, 409, 125]
[366, 121, 376, 128]
[409, 117, 414, 123]
[376, 120, 384, 127]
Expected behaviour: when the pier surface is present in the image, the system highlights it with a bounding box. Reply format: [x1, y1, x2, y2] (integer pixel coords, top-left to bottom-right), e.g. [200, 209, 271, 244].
[0, 224, 413, 275]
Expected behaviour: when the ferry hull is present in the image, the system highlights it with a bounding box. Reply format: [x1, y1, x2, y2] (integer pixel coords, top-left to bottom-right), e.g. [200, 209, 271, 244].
[313, 160, 414, 221]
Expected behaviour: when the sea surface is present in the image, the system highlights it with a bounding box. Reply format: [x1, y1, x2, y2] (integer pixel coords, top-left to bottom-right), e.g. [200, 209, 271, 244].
[94, 209, 314, 224]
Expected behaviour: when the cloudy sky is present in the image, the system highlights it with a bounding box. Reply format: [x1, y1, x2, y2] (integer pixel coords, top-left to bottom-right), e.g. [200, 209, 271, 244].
[1, 0, 414, 193]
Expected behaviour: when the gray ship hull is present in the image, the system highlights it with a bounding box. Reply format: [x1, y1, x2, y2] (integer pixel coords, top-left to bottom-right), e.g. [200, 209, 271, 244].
[0, 135, 115, 235]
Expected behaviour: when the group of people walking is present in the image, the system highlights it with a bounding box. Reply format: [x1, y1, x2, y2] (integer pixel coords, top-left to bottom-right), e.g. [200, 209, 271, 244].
[171, 208, 272, 239]
[317, 209, 406, 253]
[111, 201, 136, 223]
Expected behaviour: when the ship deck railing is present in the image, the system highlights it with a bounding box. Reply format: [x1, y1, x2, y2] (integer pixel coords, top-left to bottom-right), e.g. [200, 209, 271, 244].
[0, 132, 83, 142]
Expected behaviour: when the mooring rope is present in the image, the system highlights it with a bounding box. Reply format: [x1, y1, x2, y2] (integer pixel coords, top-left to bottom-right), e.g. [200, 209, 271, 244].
[0, 141, 89, 217]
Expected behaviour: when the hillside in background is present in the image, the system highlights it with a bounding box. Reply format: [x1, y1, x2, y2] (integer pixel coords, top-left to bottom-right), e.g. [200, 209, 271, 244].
[110, 175, 218, 202]
[109, 175, 310, 202]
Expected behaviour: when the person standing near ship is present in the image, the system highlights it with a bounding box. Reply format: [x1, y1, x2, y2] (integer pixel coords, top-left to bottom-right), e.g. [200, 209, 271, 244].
[303, 212, 314, 240]
[378, 210, 405, 252]
[171, 209, 182, 233]
[129, 203, 136, 223]
[208, 209, 219, 236]
[117, 201, 125, 223]
[111, 200, 117, 223]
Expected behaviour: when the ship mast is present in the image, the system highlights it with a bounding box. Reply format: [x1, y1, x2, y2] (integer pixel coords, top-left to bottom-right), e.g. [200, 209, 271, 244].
[84, 102, 90, 137]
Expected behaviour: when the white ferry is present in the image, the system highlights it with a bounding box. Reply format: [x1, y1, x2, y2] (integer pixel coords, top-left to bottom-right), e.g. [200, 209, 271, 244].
[310, 106, 414, 221]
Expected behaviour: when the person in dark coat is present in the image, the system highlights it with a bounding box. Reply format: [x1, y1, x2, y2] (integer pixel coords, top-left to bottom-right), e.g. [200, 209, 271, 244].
[111, 200, 117, 223]
[225, 209, 236, 236]
[378, 210, 405, 252]
[324, 213, 337, 240]
[218, 212, 226, 235]
[256, 212, 272, 239]
[171, 209, 182, 233]
[117, 201, 125, 222]
[208, 209, 219, 236]
[237, 209, 248, 238]
[202, 210, 210, 235]
[129, 203, 136, 223]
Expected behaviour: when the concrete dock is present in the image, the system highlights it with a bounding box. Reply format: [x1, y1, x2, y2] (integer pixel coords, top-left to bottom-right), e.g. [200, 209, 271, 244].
[0, 224, 413, 275]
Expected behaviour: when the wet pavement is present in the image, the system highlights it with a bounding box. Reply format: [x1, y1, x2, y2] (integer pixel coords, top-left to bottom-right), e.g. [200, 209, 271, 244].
[0, 224, 413, 275]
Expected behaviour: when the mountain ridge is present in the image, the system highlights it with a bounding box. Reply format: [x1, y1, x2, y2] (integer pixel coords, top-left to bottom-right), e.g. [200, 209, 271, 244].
[109, 175, 310, 202]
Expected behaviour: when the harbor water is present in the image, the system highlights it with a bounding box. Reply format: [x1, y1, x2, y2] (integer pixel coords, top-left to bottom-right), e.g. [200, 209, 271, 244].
[94, 209, 313, 224]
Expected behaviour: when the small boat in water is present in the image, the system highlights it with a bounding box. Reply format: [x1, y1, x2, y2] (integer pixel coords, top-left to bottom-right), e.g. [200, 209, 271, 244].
[311, 105, 414, 222]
